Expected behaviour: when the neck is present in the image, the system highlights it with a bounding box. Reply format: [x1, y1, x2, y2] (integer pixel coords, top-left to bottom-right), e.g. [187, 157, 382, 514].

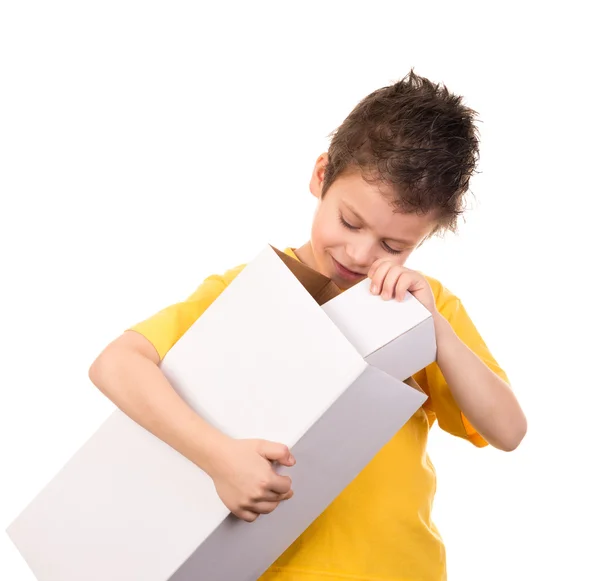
[294, 242, 317, 270]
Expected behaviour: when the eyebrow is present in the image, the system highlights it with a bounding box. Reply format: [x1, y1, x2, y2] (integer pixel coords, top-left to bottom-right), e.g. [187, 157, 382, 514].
[343, 202, 416, 246]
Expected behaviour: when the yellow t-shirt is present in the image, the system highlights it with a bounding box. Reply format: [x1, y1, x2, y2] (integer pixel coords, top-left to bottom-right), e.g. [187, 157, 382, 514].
[128, 248, 508, 581]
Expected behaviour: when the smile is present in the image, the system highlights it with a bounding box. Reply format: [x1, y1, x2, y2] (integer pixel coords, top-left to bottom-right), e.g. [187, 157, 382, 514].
[331, 256, 365, 282]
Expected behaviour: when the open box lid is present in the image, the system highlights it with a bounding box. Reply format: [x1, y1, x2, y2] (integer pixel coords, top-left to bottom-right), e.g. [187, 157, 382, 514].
[158, 245, 431, 442]
[270, 246, 431, 355]
[270, 246, 433, 389]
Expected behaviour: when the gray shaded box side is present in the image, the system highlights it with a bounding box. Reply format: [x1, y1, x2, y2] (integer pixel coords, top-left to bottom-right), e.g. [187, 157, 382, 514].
[169, 366, 427, 581]
[365, 318, 436, 382]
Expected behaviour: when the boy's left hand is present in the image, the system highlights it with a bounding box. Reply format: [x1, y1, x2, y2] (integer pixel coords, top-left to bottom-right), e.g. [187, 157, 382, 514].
[368, 259, 437, 315]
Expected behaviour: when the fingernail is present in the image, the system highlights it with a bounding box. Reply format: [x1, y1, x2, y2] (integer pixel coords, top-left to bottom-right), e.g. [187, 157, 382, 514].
[370, 285, 377, 294]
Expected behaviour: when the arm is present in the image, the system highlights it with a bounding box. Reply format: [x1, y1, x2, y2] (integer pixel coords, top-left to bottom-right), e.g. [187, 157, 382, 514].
[433, 313, 527, 451]
[89, 330, 295, 521]
[89, 331, 229, 473]
[368, 259, 527, 452]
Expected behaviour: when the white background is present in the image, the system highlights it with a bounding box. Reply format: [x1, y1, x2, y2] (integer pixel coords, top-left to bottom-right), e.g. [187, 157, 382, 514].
[1, 1, 598, 579]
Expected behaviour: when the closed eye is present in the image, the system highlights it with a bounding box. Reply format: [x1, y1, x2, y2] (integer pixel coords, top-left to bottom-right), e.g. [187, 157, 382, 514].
[339, 213, 359, 230]
[340, 210, 405, 255]
[382, 242, 403, 255]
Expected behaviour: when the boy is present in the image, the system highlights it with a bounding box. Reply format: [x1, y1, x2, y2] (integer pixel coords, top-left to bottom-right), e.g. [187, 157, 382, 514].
[89, 70, 527, 581]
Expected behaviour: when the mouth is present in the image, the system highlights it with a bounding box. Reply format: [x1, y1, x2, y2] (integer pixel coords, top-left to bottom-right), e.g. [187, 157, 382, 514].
[331, 256, 365, 283]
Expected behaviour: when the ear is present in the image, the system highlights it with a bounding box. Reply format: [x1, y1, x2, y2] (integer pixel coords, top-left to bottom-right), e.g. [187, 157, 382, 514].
[309, 153, 329, 199]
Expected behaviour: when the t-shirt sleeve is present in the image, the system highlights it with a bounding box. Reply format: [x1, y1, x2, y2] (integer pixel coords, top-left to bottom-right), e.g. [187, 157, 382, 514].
[418, 277, 510, 448]
[126, 265, 245, 361]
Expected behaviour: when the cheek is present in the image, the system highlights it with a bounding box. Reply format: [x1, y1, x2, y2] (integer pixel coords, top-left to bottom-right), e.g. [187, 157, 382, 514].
[311, 211, 337, 250]
[310, 216, 323, 249]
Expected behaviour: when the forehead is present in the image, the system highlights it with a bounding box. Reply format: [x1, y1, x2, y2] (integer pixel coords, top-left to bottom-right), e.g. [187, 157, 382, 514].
[332, 171, 437, 241]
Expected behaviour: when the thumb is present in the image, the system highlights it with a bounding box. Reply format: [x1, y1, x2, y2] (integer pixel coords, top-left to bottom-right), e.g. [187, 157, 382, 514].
[258, 440, 295, 466]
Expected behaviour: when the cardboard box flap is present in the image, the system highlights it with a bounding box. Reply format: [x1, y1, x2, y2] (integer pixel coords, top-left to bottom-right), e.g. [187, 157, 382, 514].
[271, 246, 341, 305]
[158, 244, 368, 445]
[321, 278, 432, 359]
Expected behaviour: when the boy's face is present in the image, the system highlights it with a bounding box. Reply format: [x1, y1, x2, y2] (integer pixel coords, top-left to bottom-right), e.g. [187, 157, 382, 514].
[296, 154, 439, 290]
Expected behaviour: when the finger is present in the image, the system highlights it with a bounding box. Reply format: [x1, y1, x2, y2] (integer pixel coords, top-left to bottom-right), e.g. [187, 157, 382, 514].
[235, 509, 259, 522]
[369, 262, 393, 295]
[269, 474, 292, 494]
[381, 266, 404, 300]
[254, 489, 292, 502]
[394, 272, 413, 302]
[251, 501, 280, 515]
[277, 452, 296, 467]
[258, 441, 295, 465]
[368, 258, 386, 280]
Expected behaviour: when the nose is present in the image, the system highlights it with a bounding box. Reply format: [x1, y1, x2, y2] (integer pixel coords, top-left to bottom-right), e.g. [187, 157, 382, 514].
[346, 241, 372, 272]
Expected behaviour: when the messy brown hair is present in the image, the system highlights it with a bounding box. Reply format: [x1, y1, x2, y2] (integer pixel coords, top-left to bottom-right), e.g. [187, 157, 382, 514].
[323, 69, 480, 235]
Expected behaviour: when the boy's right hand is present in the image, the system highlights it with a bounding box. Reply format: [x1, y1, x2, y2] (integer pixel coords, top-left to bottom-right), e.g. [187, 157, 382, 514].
[207, 438, 295, 522]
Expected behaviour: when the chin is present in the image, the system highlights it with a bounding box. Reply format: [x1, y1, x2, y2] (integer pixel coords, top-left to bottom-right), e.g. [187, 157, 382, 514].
[336, 277, 365, 290]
